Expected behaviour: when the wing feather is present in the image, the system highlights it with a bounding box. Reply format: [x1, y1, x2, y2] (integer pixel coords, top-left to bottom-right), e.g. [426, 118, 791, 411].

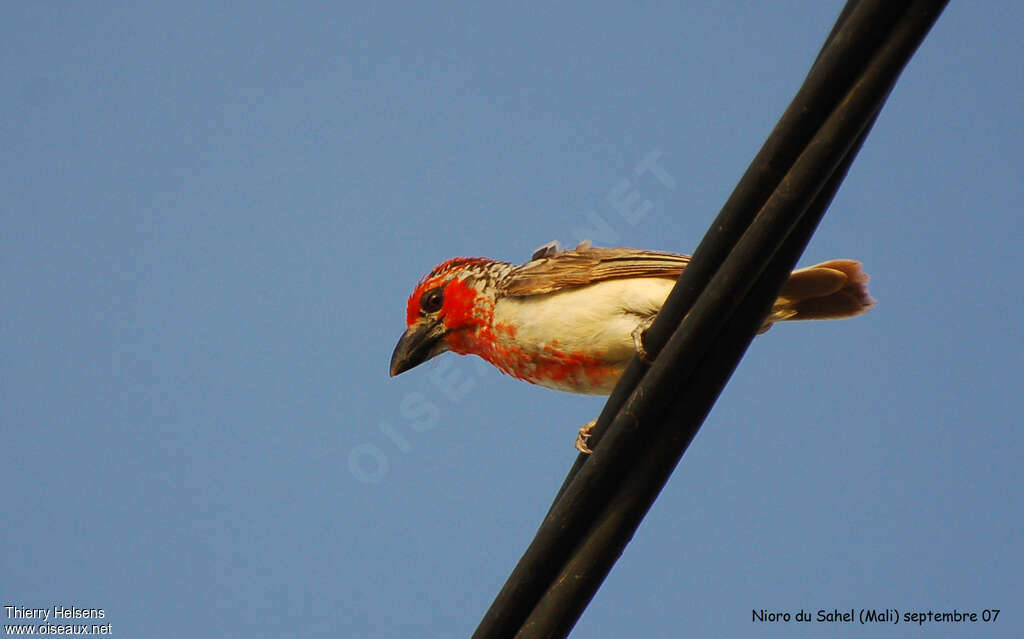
[502, 245, 690, 296]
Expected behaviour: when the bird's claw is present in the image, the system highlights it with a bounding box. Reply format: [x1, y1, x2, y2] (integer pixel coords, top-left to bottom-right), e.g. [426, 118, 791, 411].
[631, 321, 655, 364]
[575, 419, 597, 454]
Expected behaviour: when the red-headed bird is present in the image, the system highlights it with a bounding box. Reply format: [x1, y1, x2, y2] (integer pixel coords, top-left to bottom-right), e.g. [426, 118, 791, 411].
[390, 241, 874, 451]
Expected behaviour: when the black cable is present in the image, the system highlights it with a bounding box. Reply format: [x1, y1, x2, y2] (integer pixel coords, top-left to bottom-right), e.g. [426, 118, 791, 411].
[473, 1, 948, 637]
[475, 4, 905, 632]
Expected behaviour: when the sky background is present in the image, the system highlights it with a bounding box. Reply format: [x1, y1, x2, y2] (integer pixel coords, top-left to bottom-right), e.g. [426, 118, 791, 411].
[3, 2, 1022, 638]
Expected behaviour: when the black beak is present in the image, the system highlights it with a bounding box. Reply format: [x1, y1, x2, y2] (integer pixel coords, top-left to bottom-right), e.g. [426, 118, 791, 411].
[389, 318, 447, 377]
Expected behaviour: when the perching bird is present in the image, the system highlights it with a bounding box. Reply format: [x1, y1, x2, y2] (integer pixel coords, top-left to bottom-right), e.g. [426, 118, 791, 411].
[390, 241, 874, 451]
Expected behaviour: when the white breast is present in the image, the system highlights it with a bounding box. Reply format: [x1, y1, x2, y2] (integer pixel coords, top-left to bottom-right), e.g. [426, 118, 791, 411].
[492, 277, 675, 367]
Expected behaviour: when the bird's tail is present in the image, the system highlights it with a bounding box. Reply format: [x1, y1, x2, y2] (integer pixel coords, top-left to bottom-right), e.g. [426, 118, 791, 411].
[762, 259, 875, 331]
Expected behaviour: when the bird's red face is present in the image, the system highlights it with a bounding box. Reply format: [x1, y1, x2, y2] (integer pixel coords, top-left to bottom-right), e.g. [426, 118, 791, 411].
[390, 258, 495, 377]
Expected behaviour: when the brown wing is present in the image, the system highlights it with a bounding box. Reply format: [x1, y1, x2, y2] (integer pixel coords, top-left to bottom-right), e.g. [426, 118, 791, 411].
[501, 244, 691, 296]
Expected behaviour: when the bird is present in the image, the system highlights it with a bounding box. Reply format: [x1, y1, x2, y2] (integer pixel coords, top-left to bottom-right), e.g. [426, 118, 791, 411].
[390, 241, 874, 452]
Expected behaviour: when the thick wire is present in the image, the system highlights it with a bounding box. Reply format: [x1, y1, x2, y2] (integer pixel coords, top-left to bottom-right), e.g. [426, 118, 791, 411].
[474, 2, 948, 637]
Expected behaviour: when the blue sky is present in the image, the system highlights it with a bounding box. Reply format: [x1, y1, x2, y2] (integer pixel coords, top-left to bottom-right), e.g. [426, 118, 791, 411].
[2, 3, 1022, 638]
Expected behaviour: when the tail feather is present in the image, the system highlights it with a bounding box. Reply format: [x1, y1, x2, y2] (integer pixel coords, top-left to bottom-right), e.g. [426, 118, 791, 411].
[764, 259, 875, 328]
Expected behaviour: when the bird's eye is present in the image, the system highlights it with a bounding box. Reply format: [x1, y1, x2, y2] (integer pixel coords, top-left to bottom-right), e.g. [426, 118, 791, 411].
[420, 287, 444, 314]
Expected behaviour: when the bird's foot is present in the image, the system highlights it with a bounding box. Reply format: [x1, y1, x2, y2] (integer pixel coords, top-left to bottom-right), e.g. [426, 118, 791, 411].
[575, 419, 597, 454]
[631, 319, 655, 363]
